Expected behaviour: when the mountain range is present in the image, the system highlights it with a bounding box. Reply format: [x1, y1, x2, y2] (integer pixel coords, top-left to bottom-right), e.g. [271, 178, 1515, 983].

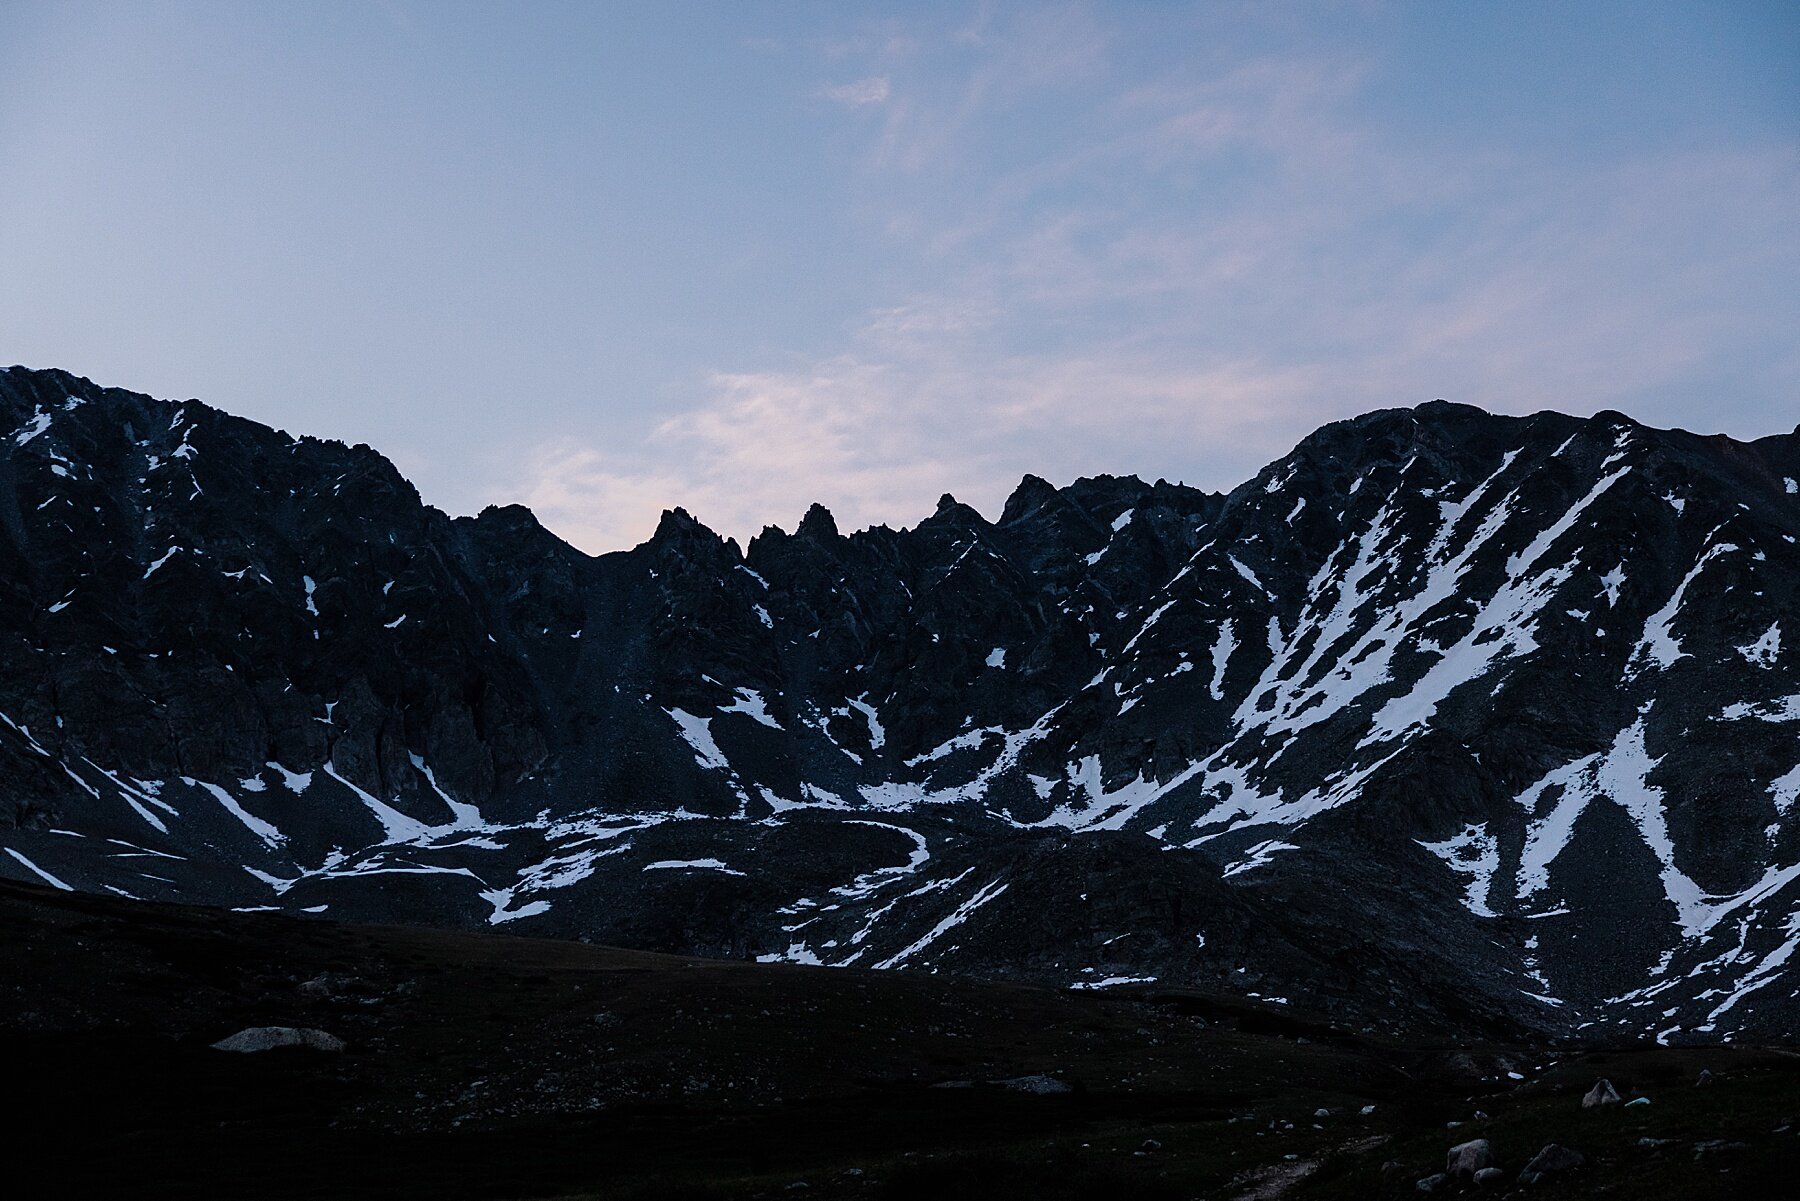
[4, 364, 1797, 1043]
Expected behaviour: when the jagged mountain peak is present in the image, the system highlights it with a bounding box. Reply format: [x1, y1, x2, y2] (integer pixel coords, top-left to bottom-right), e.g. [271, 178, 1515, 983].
[999, 473, 1059, 524]
[795, 501, 841, 540]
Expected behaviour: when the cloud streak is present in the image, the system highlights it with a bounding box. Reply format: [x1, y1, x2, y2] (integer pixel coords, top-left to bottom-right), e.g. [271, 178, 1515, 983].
[818, 76, 890, 106]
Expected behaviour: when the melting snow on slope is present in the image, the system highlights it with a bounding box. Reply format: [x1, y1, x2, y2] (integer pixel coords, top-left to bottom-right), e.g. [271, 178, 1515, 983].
[1516, 711, 1800, 937]
[872, 876, 1009, 968]
[1720, 695, 1800, 723]
[1770, 764, 1800, 815]
[1223, 839, 1300, 877]
[1362, 463, 1634, 747]
[143, 547, 181, 578]
[4, 847, 71, 890]
[1207, 620, 1235, 700]
[317, 765, 425, 841]
[1737, 624, 1780, 668]
[186, 778, 285, 848]
[1416, 824, 1499, 917]
[667, 708, 729, 770]
[1627, 542, 1736, 679]
[848, 697, 886, 749]
[644, 858, 746, 876]
[1700, 911, 1800, 1027]
[13, 409, 52, 446]
[832, 821, 930, 899]
[1070, 975, 1157, 990]
[719, 688, 780, 729]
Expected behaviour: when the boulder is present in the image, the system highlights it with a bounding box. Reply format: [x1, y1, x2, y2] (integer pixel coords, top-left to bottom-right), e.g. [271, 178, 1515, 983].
[1473, 1167, 1505, 1185]
[210, 1026, 345, 1053]
[1518, 1144, 1584, 1185]
[1582, 1078, 1621, 1108]
[1447, 1138, 1493, 1178]
[1416, 1173, 1447, 1193]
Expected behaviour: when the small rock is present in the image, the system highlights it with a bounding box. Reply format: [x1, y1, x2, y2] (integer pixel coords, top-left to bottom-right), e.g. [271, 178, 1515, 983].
[1582, 1078, 1621, 1108]
[1416, 1173, 1447, 1193]
[1361, 1104, 1377, 1115]
[1519, 1143, 1584, 1185]
[1314, 1107, 1332, 1118]
[1625, 1096, 1651, 1107]
[211, 1026, 345, 1053]
[1447, 1138, 1493, 1178]
[1473, 1167, 1505, 1185]
[296, 975, 334, 1000]
[1696, 1068, 1714, 1087]
[1140, 1138, 1162, 1152]
[1638, 1137, 1676, 1148]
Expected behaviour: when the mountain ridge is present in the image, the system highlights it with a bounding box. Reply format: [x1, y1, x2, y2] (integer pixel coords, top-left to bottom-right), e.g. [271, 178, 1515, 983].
[4, 363, 1798, 1043]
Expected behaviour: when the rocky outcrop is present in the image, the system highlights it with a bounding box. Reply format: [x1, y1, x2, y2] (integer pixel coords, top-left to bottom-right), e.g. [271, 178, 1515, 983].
[211, 1026, 345, 1052]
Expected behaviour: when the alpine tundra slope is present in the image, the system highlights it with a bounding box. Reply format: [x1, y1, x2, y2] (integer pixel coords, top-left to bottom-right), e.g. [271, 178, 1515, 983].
[3, 365, 1797, 1041]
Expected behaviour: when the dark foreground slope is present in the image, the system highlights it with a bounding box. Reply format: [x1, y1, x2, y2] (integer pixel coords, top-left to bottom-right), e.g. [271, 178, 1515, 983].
[4, 365, 1800, 1042]
[6, 879, 1798, 1201]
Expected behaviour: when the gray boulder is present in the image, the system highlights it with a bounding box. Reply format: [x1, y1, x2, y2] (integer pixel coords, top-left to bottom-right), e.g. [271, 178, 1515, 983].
[1446, 1138, 1494, 1178]
[1581, 1078, 1621, 1108]
[1416, 1173, 1447, 1193]
[210, 1026, 345, 1053]
[1518, 1144, 1584, 1185]
[1473, 1167, 1505, 1185]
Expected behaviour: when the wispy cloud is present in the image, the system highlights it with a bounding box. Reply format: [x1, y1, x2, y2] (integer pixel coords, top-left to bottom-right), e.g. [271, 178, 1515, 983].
[817, 76, 890, 106]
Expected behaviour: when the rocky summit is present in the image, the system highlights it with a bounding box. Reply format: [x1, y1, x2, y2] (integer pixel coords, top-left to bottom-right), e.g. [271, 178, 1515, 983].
[3, 364, 1798, 1042]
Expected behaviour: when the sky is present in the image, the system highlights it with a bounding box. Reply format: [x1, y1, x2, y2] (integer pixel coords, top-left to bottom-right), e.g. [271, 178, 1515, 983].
[1, 2, 1796, 552]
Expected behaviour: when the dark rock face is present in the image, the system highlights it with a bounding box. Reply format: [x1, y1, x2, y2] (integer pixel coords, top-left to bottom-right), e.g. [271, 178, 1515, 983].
[3, 366, 1798, 1040]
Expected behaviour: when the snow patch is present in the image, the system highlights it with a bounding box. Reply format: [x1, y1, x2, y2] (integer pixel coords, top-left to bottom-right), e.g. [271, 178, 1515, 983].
[1737, 623, 1780, 668]
[644, 858, 746, 876]
[1416, 824, 1499, 917]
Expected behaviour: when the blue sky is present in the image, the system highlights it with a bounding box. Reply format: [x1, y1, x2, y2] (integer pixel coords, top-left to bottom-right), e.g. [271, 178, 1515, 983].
[2, 2, 1795, 551]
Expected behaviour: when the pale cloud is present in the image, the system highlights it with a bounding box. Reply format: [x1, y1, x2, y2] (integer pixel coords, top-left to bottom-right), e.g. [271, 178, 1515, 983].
[505, 357, 967, 553]
[818, 76, 890, 106]
[503, 323, 1329, 553]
